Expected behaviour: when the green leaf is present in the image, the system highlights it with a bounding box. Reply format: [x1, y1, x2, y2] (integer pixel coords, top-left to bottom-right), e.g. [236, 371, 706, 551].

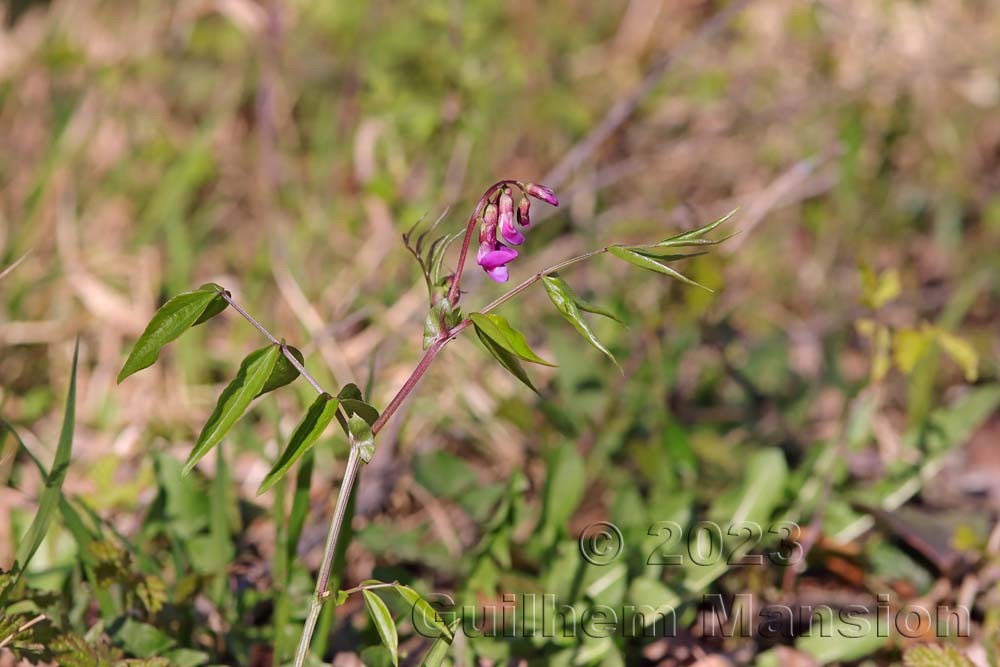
[363, 590, 399, 667]
[542, 275, 619, 369]
[184, 344, 281, 474]
[15, 339, 77, 570]
[349, 414, 375, 464]
[469, 313, 554, 366]
[934, 328, 979, 382]
[118, 283, 228, 382]
[541, 442, 586, 534]
[626, 577, 681, 628]
[576, 297, 625, 324]
[608, 246, 712, 291]
[795, 614, 887, 664]
[421, 628, 457, 667]
[115, 618, 176, 657]
[657, 208, 738, 245]
[473, 325, 538, 393]
[257, 345, 304, 397]
[258, 393, 338, 495]
[392, 584, 453, 641]
[337, 383, 380, 427]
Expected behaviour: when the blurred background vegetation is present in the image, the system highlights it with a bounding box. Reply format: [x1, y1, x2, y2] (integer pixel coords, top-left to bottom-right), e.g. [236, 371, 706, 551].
[2, 0, 999, 665]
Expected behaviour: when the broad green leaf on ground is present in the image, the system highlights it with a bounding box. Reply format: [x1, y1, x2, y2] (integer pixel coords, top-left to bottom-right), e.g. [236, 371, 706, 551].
[795, 615, 887, 664]
[363, 590, 399, 667]
[118, 283, 228, 382]
[608, 246, 711, 291]
[349, 414, 375, 463]
[541, 442, 586, 534]
[473, 324, 538, 393]
[626, 577, 681, 629]
[541, 275, 619, 369]
[469, 313, 554, 366]
[258, 393, 338, 495]
[256, 345, 304, 397]
[184, 344, 281, 474]
[12, 340, 77, 581]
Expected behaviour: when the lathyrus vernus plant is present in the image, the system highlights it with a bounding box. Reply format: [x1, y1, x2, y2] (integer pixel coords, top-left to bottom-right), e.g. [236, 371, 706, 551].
[117, 179, 734, 666]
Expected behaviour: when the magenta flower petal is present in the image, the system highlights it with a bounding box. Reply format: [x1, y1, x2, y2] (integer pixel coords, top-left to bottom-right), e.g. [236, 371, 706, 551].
[526, 182, 559, 207]
[485, 265, 509, 282]
[501, 219, 525, 245]
[477, 247, 518, 270]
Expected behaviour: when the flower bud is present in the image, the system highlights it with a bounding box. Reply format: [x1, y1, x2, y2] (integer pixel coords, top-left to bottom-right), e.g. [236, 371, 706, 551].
[517, 197, 531, 227]
[525, 182, 559, 207]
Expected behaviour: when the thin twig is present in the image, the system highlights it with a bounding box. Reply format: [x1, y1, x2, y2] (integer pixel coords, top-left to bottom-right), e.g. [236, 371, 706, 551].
[293, 445, 361, 666]
[0, 613, 47, 649]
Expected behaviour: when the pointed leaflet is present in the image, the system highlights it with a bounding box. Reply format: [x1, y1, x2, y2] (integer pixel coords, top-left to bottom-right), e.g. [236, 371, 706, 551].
[473, 325, 539, 394]
[469, 313, 554, 366]
[608, 246, 712, 291]
[363, 590, 399, 667]
[657, 209, 738, 245]
[421, 623, 458, 667]
[541, 275, 620, 369]
[118, 283, 229, 382]
[184, 344, 281, 474]
[2, 340, 78, 602]
[256, 345, 304, 397]
[257, 393, 338, 495]
[576, 297, 625, 324]
[393, 584, 453, 640]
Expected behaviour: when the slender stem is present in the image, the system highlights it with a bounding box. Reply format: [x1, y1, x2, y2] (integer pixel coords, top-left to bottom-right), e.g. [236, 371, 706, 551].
[293, 444, 361, 666]
[0, 614, 46, 649]
[221, 291, 328, 396]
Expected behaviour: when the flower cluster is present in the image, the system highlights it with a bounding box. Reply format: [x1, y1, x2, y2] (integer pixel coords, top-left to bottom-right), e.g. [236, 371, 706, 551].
[476, 182, 559, 282]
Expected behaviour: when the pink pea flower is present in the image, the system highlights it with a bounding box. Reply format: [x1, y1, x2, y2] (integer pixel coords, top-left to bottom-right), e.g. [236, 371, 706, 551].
[475, 182, 559, 283]
[526, 182, 559, 207]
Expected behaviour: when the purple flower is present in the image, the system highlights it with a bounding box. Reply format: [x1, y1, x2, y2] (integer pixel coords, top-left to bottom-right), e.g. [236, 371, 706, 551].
[477, 202, 518, 282]
[474, 182, 559, 283]
[497, 188, 521, 244]
[526, 182, 559, 207]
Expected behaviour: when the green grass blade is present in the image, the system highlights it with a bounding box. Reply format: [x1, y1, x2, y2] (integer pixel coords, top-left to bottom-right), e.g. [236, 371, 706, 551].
[15, 338, 78, 570]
